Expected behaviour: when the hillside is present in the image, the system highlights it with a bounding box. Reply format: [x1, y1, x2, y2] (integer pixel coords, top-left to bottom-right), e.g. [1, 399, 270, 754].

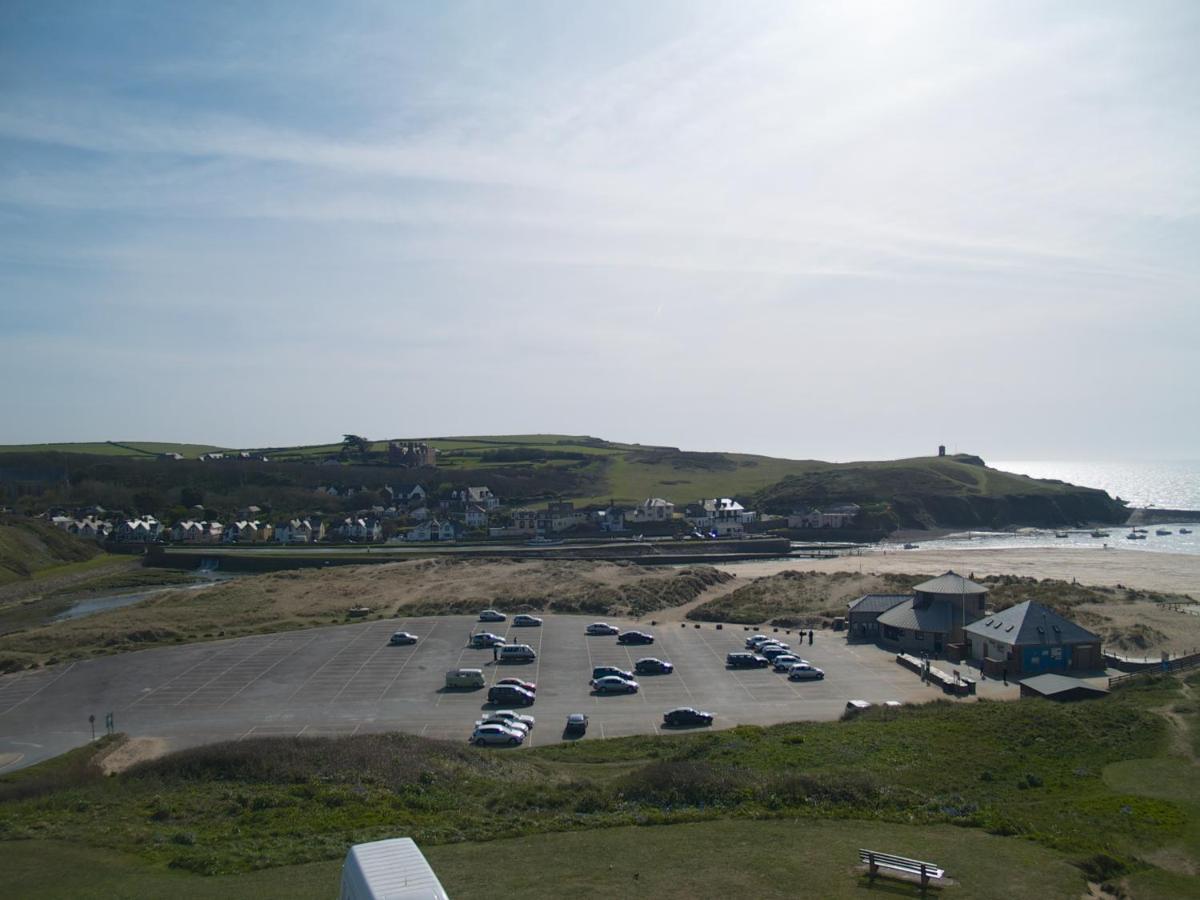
[753, 454, 1126, 529]
[0, 517, 104, 585]
[0, 436, 1124, 530]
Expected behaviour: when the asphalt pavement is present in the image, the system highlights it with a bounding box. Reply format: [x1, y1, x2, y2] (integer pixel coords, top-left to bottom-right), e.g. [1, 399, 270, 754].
[0, 614, 1017, 771]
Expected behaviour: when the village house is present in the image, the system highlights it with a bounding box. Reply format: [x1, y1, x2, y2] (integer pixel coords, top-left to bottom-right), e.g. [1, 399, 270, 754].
[593, 505, 626, 533]
[223, 520, 270, 543]
[631, 498, 675, 523]
[274, 518, 325, 544]
[464, 505, 488, 528]
[787, 503, 862, 529]
[465, 486, 499, 510]
[388, 442, 438, 468]
[336, 517, 383, 542]
[688, 498, 756, 536]
[66, 517, 112, 540]
[172, 520, 224, 543]
[404, 519, 456, 542]
[116, 517, 164, 542]
[964, 601, 1103, 678]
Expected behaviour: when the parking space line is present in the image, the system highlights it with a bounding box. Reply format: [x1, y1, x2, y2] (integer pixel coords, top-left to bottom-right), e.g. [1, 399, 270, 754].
[331, 622, 410, 703]
[122, 647, 230, 710]
[692, 628, 758, 702]
[619, 644, 648, 705]
[377, 620, 439, 702]
[218, 633, 319, 708]
[174, 635, 285, 706]
[238, 725, 257, 742]
[584, 632, 598, 706]
[0, 663, 76, 717]
[286, 624, 380, 702]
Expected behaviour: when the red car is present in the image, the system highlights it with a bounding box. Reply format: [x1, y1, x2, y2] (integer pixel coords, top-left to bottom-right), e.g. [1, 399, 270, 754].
[495, 678, 536, 693]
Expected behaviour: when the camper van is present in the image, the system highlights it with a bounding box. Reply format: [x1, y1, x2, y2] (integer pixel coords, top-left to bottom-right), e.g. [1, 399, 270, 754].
[444, 668, 485, 688]
[340, 837, 449, 900]
[497, 643, 537, 663]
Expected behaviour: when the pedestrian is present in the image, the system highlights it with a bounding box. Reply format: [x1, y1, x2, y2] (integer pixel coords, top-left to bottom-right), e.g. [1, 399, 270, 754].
[1002, 667, 1008, 686]
[808, 629, 814, 646]
[492, 644, 499, 662]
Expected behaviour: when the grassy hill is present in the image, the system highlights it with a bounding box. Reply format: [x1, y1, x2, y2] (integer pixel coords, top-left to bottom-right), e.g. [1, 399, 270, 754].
[0, 517, 104, 585]
[0, 436, 1124, 530]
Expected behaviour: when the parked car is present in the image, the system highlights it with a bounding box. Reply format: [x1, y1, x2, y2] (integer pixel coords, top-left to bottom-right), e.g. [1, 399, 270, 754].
[564, 713, 589, 736]
[388, 631, 418, 646]
[487, 684, 535, 706]
[470, 632, 505, 648]
[844, 700, 873, 715]
[634, 657, 674, 675]
[726, 651, 769, 669]
[488, 709, 536, 730]
[787, 664, 826, 681]
[591, 665, 634, 682]
[476, 717, 530, 735]
[772, 655, 807, 672]
[591, 675, 639, 694]
[760, 645, 792, 662]
[495, 678, 536, 693]
[883, 700, 903, 709]
[497, 643, 537, 663]
[478, 609, 507, 622]
[445, 668, 485, 689]
[617, 630, 654, 645]
[663, 707, 714, 727]
[586, 622, 620, 635]
[470, 723, 524, 746]
[512, 614, 543, 627]
[745, 634, 770, 649]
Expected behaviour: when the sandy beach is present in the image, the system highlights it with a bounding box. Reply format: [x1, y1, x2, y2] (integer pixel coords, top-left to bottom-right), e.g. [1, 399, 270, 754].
[718, 547, 1200, 597]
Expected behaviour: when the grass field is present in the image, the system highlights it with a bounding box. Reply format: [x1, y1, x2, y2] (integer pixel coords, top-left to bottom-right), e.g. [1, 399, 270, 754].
[0, 441, 226, 458]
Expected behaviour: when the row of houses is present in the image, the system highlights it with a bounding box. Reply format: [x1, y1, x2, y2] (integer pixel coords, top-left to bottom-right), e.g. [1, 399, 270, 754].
[787, 503, 862, 529]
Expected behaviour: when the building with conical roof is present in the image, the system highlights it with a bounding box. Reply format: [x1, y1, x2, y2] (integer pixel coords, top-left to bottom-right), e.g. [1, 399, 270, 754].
[847, 570, 988, 655]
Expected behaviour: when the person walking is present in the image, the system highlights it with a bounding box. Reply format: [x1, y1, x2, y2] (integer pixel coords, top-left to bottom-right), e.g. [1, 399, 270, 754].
[492, 644, 499, 663]
[808, 629, 814, 646]
[1002, 667, 1008, 686]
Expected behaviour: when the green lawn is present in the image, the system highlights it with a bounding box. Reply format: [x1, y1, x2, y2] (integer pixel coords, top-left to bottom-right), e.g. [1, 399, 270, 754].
[2, 818, 1087, 899]
[0, 441, 226, 458]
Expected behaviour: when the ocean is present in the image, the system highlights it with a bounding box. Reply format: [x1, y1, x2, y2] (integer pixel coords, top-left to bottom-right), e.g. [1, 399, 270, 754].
[992, 460, 1200, 511]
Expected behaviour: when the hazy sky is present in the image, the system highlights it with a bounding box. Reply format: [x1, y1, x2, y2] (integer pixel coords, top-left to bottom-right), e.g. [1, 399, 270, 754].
[2, 1, 1197, 461]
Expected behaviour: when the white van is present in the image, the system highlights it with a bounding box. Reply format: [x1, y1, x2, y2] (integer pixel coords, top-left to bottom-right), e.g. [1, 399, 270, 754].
[497, 643, 537, 663]
[445, 668, 485, 688]
[340, 837, 449, 900]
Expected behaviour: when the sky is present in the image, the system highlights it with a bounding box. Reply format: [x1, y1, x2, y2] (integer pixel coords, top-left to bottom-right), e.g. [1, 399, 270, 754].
[1, 0, 1197, 461]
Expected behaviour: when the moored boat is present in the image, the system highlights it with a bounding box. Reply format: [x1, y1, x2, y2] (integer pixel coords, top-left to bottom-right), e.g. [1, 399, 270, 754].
[1156, 529, 1172, 536]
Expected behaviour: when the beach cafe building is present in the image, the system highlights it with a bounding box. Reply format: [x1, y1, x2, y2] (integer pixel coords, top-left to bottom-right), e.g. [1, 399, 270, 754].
[963, 601, 1103, 678]
[847, 571, 988, 656]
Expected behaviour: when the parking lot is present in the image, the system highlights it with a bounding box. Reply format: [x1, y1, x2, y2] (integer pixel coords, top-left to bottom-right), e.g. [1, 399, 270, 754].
[0, 614, 1016, 770]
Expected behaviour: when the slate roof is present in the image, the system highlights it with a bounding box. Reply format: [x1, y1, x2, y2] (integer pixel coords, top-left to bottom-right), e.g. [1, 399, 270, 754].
[847, 594, 911, 615]
[913, 571, 988, 596]
[964, 601, 1100, 647]
[876, 598, 956, 633]
[1020, 673, 1109, 697]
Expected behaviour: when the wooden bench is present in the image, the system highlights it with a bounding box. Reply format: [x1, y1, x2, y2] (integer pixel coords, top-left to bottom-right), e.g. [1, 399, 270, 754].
[859, 849, 945, 889]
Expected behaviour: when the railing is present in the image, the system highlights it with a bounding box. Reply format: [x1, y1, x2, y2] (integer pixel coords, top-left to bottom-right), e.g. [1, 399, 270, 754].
[1108, 651, 1200, 686]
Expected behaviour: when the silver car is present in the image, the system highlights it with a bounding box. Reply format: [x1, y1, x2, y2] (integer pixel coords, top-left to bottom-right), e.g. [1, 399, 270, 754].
[487, 709, 536, 730]
[476, 717, 530, 735]
[470, 723, 524, 746]
[591, 675, 639, 694]
[478, 609, 507, 622]
[586, 622, 620, 635]
[787, 664, 826, 681]
[772, 654, 803, 672]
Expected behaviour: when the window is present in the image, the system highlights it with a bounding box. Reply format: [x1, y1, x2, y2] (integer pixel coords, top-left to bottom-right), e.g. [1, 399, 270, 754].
[914, 631, 925, 641]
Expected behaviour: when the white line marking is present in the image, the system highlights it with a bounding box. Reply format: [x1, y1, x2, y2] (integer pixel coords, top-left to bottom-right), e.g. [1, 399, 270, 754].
[0, 663, 76, 717]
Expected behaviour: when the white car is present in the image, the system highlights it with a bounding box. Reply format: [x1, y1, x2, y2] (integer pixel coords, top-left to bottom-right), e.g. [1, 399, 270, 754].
[478, 609, 507, 622]
[592, 675, 639, 694]
[388, 631, 418, 646]
[487, 709, 536, 730]
[745, 634, 770, 648]
[586, 622, 620, 635]
[513, 614, 543, 627]
[470, 723, 524, 746]
[787, 664, 825, 681]
[772, 654, 804, 672]
[476, 717, 530, 735]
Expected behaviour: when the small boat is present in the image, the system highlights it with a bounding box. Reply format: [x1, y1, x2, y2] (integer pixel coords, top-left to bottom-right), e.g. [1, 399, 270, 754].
[903, 543, 919, 550]
[1181, 528, 1193, 535]
[1156, 529, 1172, 536]
[1090, 530, 1110, 538]
[1126, 532, 1146, 540]
[1054, 531, 1069, 538]
[1133, 527, 1148, 534]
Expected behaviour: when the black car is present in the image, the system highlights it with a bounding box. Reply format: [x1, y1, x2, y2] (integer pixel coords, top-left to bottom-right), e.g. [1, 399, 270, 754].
[592, 665, 634, 682]
[487, 684, 535, 706]
[663, 707, 714, 727]
[726, 651, 769, 669]
[564, 713, 589, 736]
[634, 657, 674, 675]
[617, 630, 655, 645]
